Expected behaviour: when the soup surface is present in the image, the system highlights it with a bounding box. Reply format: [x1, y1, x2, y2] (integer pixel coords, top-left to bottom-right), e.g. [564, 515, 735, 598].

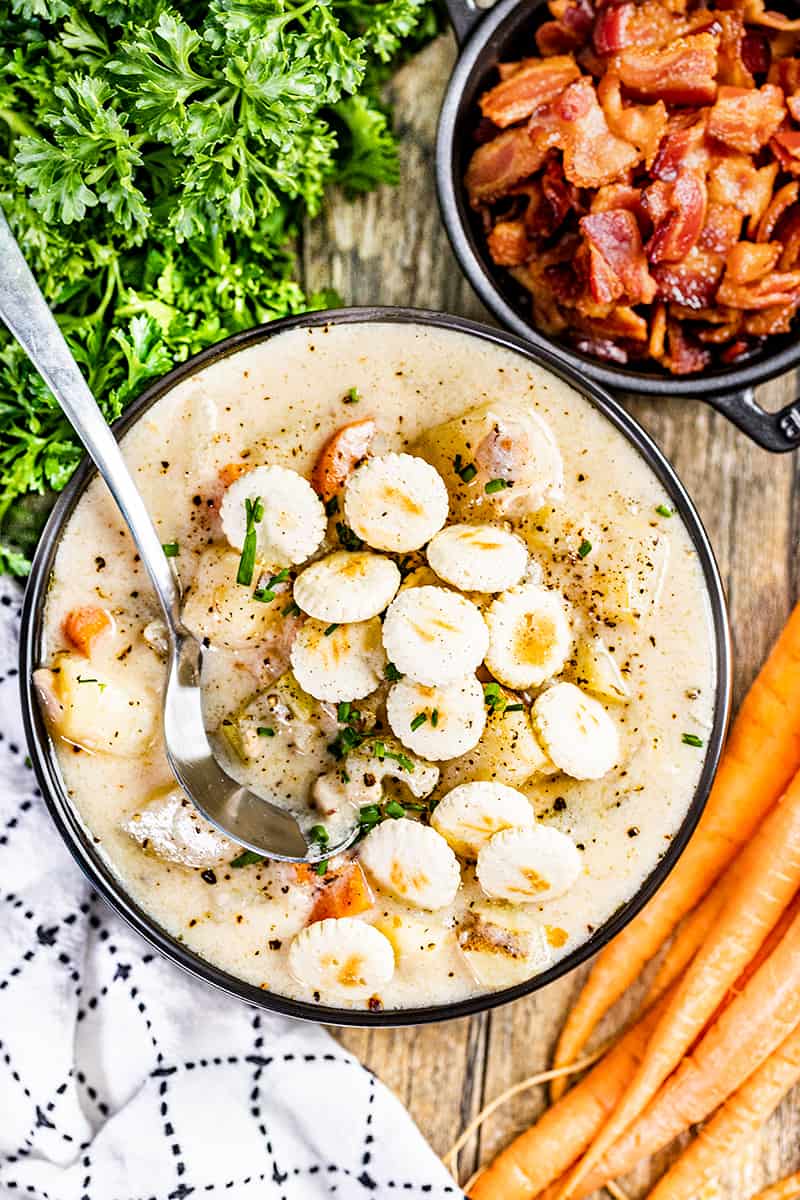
[36, 321, 717, 1012]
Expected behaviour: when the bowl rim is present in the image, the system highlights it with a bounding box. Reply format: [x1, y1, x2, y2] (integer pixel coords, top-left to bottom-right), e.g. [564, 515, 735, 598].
[435, 0, 800, 398]
[19, 305, 732, 1028]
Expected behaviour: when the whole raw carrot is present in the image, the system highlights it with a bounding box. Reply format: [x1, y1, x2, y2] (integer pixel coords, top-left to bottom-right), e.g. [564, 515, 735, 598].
[645, 1022, 800, 1200]
[566, 904, 800, 1199]
[643, 876, 729, 1006]
[752, 1172, 800, 1200]
[550, 603, 800, 1101]
[558, 772, 800, 1198]
[468, 991, 672, 1200]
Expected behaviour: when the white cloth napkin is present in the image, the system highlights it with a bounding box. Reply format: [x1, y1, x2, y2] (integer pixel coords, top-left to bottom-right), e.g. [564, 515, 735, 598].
[0, 577, 461, 1200]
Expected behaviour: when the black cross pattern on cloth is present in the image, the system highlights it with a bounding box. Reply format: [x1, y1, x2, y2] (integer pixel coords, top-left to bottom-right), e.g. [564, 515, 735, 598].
[0, 579, 462, 1199]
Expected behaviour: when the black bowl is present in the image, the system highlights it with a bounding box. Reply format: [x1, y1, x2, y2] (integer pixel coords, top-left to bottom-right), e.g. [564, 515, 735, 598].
[436, 0, 800, 452]
[20, 307, 731, 1027]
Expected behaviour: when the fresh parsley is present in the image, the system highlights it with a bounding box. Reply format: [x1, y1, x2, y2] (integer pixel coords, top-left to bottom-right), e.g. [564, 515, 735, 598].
[0, 0, 440, 573]
[236, 496, 264, 586]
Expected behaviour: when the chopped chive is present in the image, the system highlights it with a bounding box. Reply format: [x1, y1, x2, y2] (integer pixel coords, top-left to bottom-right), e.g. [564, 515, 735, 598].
[337, 701, 351, 723]
[430, 708, 439, 727]
[505, 703, 525, 712]
[230, 849, 265, 868]
[373, 741, 385, 760]
[682, 732, 704, 747]
[485, 477, 511, 494]
[310, 823, 330, 846]
[236, 495, 263, 586]
[385, 800, 406, 819]
[344, 386, 361, 404]
[453, 453, 478, 483]
[315, 859, 329, 875]
[162, 541, 179, 557]
[359, 804, 381, 825]
[389, 751, 415, 772]
[253, 588, 275, 603]
[257, 726, 275, 737]
[410, 712, 427, 731]
[578, 538, 592, 559]
[77, 676, 107, 692]
[282, 601, 301, 617]
[483, 681, 506, 713]
[324, 496, 340, 516]
[324, 623, 339, 637]
[384, 661, 403, 682]
[656, 503, 675, 517]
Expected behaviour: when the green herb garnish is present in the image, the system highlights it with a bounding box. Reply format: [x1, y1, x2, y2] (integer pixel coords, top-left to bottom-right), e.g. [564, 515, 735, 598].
[656, 504, 675, 517]
[282, 601, 301, 618]
[578, 538, 592, 559]
[453, 453, 477, 484]
[384, 800, 406, 818]
[77, 676, 107, 692]
[230, 850, 265, 868]
[682, 733, 704, 747]
[237, 496, 263, 586]
[310, 823, 330, 846]
[257, 726, 275, 738]
[410, 712, 427, 731]
[485, 478, 511, 495]
[315, 859, 329, 876]
[384, 662, 403, 682]
[325, 497, 340, 517]
[324, 623, 339, 636]
[254, 568, 290, 603]
[344, 386, 361, 404]
[483, 681, 506, 714]
[162, 541, 179, 558]
[336, 522, 364, 551]
[505, 703, 525, 713]
[431, 708, 439, 727]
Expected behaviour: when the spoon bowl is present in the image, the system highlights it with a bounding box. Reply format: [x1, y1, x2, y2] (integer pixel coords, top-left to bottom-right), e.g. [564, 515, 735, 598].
[0, 209, 352, 863]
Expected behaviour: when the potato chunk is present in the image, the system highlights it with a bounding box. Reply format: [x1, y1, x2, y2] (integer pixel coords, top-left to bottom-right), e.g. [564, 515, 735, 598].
[458, 903, 552, 988]
[181, 545, 291, 651]
[440, 686, 553, 791]
[34, 652, 155, 756]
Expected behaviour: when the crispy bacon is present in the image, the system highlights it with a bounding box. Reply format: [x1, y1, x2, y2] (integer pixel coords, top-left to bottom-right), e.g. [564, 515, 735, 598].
[465, 127, 550, 206]
[717, 268, 800, 308]
[480, 56, 581, 127]
[580, 209, 657, 304]
[612, 33, 719, 106]
[707, 84, 786, 152]
[487, 219, 532, 265]
[530, 78, 639, 187]
[467, 0, 800, 373]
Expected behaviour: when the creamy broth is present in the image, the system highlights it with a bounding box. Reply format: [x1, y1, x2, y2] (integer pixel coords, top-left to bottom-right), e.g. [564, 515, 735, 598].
[38, 321, 717, 1012]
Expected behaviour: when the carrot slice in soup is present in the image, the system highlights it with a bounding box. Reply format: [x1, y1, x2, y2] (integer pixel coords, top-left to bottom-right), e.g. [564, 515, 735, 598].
[63, 606, 112, 656]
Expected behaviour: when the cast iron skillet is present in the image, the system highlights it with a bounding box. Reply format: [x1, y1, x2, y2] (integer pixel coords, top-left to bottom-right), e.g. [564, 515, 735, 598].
[20, 307, 731, 1027]
[437, 0, 800, 453]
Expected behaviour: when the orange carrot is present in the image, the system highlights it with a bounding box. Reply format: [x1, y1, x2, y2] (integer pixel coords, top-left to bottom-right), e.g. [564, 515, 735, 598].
[63, 606, 112, 656]
[468, 988, 673, 1200]
[565, 903, 800, 1199]
[219, 462, 252, 486]
[550, 602, 800, 1099]
[311, 418, 375, 502]
[643, 876, 729, 1006]
[752, 1172, 800, 1200]
[308, 863, 373, 923]
[559, 776, 800, 1198]
[645, 1022, 800, 1200]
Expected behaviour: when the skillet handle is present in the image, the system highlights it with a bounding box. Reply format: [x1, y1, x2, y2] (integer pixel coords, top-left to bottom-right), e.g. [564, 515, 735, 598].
[444, 0, 486, 44]
[707, 386, 800, 453]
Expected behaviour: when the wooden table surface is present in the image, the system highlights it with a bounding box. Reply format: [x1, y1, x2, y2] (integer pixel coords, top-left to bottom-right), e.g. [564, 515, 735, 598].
[302, 33, 800, 1198]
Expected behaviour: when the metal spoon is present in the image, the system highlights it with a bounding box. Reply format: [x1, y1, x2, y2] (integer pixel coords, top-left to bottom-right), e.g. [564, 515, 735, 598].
[0, 210, 354, 863]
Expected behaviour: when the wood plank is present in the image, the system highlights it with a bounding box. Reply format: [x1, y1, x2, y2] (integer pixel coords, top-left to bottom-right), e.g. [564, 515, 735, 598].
[304, 29, 800, 1198]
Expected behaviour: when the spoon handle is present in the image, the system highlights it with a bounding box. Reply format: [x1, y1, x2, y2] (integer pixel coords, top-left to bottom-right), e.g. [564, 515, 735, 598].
[0, 209, 180, 625]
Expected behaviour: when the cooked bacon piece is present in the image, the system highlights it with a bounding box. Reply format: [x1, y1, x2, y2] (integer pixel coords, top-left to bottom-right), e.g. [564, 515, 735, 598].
[741, 28, 771, 77]
[664, 320, 712, 373]
[650, 114, 708, 182]
[580, 210, 657, 304]
[779, 206, 800, 268]
[590, 183, 649, 228]
[594, 0, 681, 55]
[757, 180, 800, 241]
[612, 33, 719, 105]
[645, 171, 707, 263]
[572, 305, 650, 341]
[465, 127, 550, 206]
[649, 300, 668, 358]
[707, 84, 786, 152]
[536, 19, 584, 55]
[720, 337, 762, 361]
[652, 246, 725, 308]
[699, 203, 743, 254]
[743, 0, 800, 32]
[529, 78, 639, 187]
[771, 130, 800, 176]
[726, 241, 782, 284]
[572, 334, 633, 362]
[538, 156, 584, 234]
[717, 267, 800, 308]
[480, 57, 581, 127]
[787, 93, 800, 121]
[716, 11, 755, 88]
[553, 0, 595, 41]
[597, 74, 668, 166]
[769, 57, 800, 93]
[696, 319, 744, 344]
[708, 153, 777, 224]
[744, 301, 800, 334]
[487, 219, 532, 265]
